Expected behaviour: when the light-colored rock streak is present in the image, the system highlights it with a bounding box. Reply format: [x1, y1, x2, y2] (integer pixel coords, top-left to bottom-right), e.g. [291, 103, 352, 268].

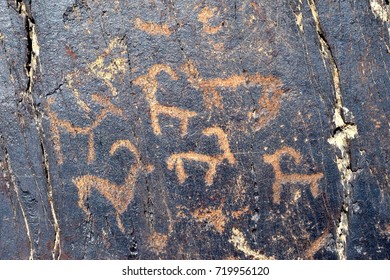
[229, 228, 274, 260]
[308, 0, 359, 260]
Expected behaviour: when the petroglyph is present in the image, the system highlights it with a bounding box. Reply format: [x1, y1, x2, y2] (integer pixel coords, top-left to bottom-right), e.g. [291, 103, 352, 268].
[147, 232, 169, 254]
[198, 7, 223, 35]
[192, 204, 226, 234]
[133, 64, 197, 136]
[229, 228, 274, 260]
[191, 204, 249, 234]
[47, 94, 124, 164]
[181, 60, 285, 130]
[66, 37, 128, 112]
[231, 206, 250, 219]
[134, 18, 171, 36]
[72, 140, 152, 233]
[263, 147, 323, 204]
[247, 75, 285, 131]
[304, 229, 330, 259]
[167, 127, 236, 186]
[87, 39, 128, 96]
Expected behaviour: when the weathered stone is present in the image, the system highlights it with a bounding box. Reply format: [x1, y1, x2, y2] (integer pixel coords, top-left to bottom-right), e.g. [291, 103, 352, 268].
[0, 0, 389, 259]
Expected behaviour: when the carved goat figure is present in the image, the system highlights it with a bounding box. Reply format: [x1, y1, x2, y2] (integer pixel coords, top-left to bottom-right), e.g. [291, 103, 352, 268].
[167, 127, 236, 186]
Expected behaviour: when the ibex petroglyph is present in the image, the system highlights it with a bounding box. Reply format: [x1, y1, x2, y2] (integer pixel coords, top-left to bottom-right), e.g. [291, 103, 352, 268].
[134, 64, 197, 136]
[167, 127, 236, 186]
[72, 140, 153, 232]
[263, 147, 323, 204]
[181, 60, 285, 131]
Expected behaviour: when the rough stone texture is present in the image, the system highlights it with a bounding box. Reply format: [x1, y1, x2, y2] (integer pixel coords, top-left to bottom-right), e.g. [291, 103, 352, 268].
[0, 0, 389, 259]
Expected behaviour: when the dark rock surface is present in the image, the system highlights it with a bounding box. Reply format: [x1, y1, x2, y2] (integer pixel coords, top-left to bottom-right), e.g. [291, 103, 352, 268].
[0, 0, 389, 259]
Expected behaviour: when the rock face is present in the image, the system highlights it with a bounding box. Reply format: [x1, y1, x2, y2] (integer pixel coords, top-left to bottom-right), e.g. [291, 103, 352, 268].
[0, 0, 389, 260]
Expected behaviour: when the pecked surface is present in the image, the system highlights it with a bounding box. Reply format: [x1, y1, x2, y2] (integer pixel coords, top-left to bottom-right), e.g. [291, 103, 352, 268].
[0, 0, 389, 259]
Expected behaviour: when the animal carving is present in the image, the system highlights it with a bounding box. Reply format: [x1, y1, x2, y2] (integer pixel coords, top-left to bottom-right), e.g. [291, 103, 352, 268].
[167, 127, 236, 186]
[66, 38, 128, 113]
[181, 60, 285, 131]
[134, 18, 171, 36]
[48, 37, 128, 164]
[263, 147, 323, 204]
[47, 94, 123, 164]
[133, 64, 197, 136]
[72, 140, 151, 232]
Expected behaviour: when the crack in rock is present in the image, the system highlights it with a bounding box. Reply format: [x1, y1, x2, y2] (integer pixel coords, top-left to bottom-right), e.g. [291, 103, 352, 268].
[308, 0, 359, 260]
[17, 0, 61, 260]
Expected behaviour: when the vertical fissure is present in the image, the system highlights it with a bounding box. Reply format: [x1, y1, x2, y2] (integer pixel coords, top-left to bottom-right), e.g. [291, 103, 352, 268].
[308, 0, 359, 260]
[2, 137, 34, 259]
[16, 0, 61, 260]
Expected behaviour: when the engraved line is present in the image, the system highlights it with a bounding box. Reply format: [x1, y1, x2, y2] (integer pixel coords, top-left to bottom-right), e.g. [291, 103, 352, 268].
[167, 127, 235, 186]
[263, 146, 323, 204]
[133, 64, 197, 136]
[134, 18, 171, 36]
[181, 60, 285, 131]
